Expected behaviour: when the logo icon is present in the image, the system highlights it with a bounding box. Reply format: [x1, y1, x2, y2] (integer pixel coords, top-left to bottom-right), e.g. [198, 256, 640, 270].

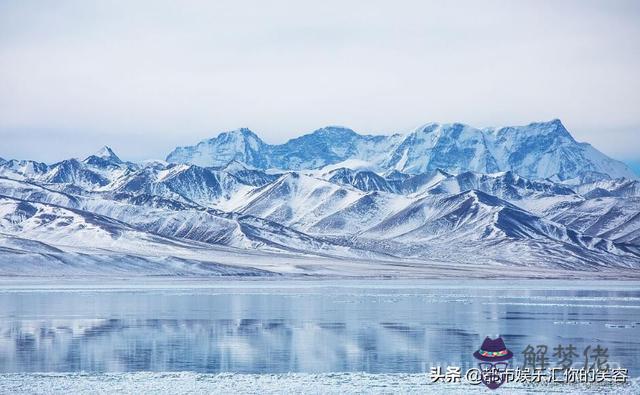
[473, 336, 513, 389]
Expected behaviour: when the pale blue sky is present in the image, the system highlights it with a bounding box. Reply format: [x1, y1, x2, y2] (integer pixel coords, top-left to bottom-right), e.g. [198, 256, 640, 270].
[0, 0, 639, 164]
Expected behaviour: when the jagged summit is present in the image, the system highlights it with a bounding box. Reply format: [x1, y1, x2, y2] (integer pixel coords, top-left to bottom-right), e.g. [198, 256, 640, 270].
[526, 118, 567, 130]
[85, 146, 123, 164]
[166, 128, 268, 169]
[216, 127, 261, 140]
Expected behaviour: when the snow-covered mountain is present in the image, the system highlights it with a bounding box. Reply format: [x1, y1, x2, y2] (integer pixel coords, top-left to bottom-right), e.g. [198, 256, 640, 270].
[0, 159, 49, 180]
[234, 172, 365, 230]
[166, 120, 636, 181]
[84, 146, 124, 166]
[167, 128, 270, 168]
[1, 122, 639, 277]
[383, 120, 636, 181]
[166, 126, 403, 171]
[325, 168, 398, 193]
[572, 178, 640, 198]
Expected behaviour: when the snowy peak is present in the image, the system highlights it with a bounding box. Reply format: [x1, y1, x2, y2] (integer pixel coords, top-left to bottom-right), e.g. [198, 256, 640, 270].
[309, 125, 358, 139]
[166, 128, 268, 168]
[491, 119, 574, 140]
[424, 170, 577, 200]
[270, 126, 380, 170]
[393, 119, 636, 181]
[167, 125, 402, 171]
[219, 161, 280, 187]
[44, 158, 110, 188]
[385, 122, 499, 174]
[485, 120, 636, 181]
[82, 146, 124, 170]
[573, 178, 640, 198]
[91, 146, 122, 163]
[216, 128, 264, 146]
[387, 120, 578, 176]
[111, 162, 252, 206]
[0, 159, 49, 180]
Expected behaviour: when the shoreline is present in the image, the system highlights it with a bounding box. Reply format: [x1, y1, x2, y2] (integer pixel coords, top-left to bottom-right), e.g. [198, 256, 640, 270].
[1, 372, 638, 395]
[1, 276, 640, 292]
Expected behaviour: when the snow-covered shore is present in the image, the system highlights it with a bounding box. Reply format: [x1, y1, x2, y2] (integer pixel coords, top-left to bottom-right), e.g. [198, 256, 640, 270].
[1, 372, 638, 395]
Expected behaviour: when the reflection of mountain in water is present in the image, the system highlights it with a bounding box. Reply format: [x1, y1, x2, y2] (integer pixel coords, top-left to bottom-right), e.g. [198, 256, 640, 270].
[1, 318, 432, 373]
[0, 286, 639, 375]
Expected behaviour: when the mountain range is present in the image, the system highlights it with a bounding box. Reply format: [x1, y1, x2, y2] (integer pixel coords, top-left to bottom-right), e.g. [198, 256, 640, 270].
[167, 120, 636, 182]
[1, 119, 639, 277]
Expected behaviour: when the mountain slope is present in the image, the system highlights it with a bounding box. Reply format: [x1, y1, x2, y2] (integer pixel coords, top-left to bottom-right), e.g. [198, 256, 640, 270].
[325, 168, 397, 193]
[549, 196, 640, 242]
[0, 179, 382, 260]
[354, 190, 639, 268]
[235, 173, 364, 229]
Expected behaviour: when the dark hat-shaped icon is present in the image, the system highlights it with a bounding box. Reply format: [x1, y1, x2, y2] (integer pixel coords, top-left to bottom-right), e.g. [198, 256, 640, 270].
[473, 337, 513, 362]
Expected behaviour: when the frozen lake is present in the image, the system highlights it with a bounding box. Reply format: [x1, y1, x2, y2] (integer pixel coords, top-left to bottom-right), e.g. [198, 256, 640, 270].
[0, 278, 638, 393]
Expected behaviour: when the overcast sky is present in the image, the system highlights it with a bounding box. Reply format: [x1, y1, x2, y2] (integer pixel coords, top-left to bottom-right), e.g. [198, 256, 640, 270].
[1, 0, 639, 164]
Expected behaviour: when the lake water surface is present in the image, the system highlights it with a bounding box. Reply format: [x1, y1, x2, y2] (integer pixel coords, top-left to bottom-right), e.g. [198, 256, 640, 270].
[0, 279, 638, 377]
